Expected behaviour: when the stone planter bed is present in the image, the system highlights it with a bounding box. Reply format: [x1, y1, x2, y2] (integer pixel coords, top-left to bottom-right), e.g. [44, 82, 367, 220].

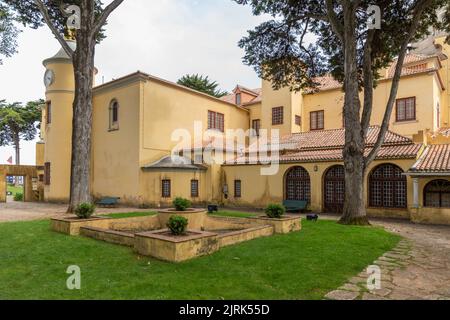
[135, 229, 219, 263]
[51, 211, 302, 263]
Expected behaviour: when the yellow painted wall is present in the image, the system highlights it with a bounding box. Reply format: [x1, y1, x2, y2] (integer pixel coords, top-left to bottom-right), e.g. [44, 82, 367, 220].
[140, 78, 249, 166]
[261, 80, 293, 136]
[139, 169, 207, 207]
[43, 61, 74, 202]
[302, 72, 442, 138]
[222, 159, 415, 219]
[91, 81, 142, 204]
[435, 36, 450, 126]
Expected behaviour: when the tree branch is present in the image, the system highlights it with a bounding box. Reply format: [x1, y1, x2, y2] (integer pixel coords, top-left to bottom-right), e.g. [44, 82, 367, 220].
[365, 0, 433, 166]
[91, 0, 125, 38]
[34, 0, 74, 58]
[325, 0, 344, 42]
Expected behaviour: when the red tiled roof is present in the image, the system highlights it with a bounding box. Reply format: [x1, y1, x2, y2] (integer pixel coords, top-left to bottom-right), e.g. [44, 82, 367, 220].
[410, 144, 450, 173]
[226, 127, 420, 165]
[230, 144, 421, 165]
[310, 53, 440, 93]
[220, 85, 262, 106]
[264, 126, 413, 152]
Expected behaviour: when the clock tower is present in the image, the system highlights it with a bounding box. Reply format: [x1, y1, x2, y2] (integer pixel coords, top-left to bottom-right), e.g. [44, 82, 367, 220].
[41, 40, 76, 202]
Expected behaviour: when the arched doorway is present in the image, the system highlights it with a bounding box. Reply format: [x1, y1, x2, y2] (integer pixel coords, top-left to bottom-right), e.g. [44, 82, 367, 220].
[324, 165, 345, 213]
[285, 166, 310, 203]
[369, 164, 407, 208]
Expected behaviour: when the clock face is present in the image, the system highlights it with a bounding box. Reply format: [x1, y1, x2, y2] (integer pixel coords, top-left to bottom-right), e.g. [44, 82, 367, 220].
[44, 69, 55, 88]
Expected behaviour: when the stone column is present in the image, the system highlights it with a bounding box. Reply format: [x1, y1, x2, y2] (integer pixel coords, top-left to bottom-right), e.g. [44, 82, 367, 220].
[413, 177, 420, 208]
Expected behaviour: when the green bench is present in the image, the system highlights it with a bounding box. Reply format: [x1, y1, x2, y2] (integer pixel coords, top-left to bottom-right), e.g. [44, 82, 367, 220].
[283, 200, 308, 213]
[97, 197, 120, 208]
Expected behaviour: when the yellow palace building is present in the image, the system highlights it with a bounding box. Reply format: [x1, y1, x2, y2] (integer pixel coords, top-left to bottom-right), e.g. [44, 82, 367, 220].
[2, 33, 450, 225]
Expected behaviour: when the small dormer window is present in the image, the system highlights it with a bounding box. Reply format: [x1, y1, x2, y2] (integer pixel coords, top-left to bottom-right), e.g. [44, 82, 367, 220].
[109, 100, 119, 131]
[236, 93, 242, 105]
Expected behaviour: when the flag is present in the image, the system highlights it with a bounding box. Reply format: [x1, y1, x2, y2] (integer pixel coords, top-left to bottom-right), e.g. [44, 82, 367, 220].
[6, 156, 13, 164]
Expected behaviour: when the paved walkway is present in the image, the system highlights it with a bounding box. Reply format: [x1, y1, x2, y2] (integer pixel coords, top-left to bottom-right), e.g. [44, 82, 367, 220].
[322, 216, 450, 300]
[0, 201, 150, 222]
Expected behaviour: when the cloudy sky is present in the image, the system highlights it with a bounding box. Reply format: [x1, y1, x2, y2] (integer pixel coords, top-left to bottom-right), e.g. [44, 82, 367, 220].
[0, 0, 268, 165]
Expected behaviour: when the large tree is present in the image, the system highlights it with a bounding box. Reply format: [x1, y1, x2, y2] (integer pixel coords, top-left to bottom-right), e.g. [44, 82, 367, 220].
[236, 0, 449, 225]
[0, 3, 19, 64]
[177, 74, 229, 98]
[0, 99, 43, 165]
[4, 0, 125, 211]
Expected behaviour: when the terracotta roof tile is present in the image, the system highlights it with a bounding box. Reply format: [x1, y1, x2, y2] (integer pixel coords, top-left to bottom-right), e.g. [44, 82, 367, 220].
[410, 144, 450, 173]
[230, 144, 421, 165]
[310, 53, 440, 93]
[227, 127, 419, 165]
[260, 126, 413, 152]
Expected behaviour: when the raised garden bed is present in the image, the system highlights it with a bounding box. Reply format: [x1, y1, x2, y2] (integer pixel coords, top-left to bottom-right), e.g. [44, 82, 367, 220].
[134, 229, 219, 262]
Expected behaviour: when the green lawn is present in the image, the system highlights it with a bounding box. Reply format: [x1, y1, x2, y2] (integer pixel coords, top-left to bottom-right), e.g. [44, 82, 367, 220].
[6, 185, 23, 196]
[0, 214, 400, 300]
[209, 210, 259, 218]
[102, 211, 157, 219]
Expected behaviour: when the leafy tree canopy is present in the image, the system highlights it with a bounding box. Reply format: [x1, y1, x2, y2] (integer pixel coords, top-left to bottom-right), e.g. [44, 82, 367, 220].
[236, 0, 450, 92]
[1, 0, 107, 41]
[0, 99, 43, 147]
[177, 74, 229, 98]
[0, 3, 20, 64]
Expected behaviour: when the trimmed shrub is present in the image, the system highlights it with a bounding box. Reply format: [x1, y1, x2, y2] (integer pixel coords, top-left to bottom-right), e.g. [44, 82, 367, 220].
[265, 203, 286, 219]
[74, 203, 96, 219]
[14, 193, 23, 201]
[173, 197, 191, 211]
[167, 215, 188, 235]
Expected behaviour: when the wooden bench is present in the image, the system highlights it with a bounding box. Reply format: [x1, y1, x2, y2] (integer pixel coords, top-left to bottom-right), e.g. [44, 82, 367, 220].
[97, 197, 120, 208]
[283, 200, 308, 213]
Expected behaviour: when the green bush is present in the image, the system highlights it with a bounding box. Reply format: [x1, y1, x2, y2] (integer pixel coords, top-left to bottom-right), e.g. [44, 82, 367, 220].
[265, 203, 285, 218]
[74, 203, 96, 219]
[173, 197, 191, 211]
[167, 215, 188, 235]
[14, 193, 23, 201]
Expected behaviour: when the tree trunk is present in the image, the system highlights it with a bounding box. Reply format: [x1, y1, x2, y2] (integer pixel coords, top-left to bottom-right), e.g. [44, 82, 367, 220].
[67, 1, 96, 213]
[339, 3, 370, 226]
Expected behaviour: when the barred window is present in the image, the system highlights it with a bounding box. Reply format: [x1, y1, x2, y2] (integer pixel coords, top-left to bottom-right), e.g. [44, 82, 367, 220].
[252, 119, 261, 136]
[46, 101, 52, 125]
[162, 180, 171, 198]
[208, 111, 225, 132]
[424, 180, 450, 208]
[295, 115, 301, 126]
[109, 100, 119, 130]
[191, 180, 199, 198]
[396, 97, 416, 122]
[234, 180, 242, 198]
[310, 110, 324, 130]
[44, 162, 51, 186]
[272, 107, 284, 125]
[285, 166, 311, 203]
[369, 164, 406, 208]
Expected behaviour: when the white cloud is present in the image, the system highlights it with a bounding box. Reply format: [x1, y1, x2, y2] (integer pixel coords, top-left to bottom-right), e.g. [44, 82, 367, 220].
[0, 0, 267, 165]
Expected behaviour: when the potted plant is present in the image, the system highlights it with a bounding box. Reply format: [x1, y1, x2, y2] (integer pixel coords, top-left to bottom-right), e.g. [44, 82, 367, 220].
[167, 215, 188, 235]
[173, 197, 191, 211]
[74, 203, 96, 219]
[265, 203, 286, 219]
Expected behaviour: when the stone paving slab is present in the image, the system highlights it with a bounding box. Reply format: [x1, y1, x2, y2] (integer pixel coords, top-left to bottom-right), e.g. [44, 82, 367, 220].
[319, 215, 450, 300]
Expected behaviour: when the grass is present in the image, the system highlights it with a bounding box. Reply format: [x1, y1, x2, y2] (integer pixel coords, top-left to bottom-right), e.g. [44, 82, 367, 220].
[210, 210, 259, 218]
[102, 211, 157, 219]
[0, 214, 400, 300]
[6, 184, 23, 196]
